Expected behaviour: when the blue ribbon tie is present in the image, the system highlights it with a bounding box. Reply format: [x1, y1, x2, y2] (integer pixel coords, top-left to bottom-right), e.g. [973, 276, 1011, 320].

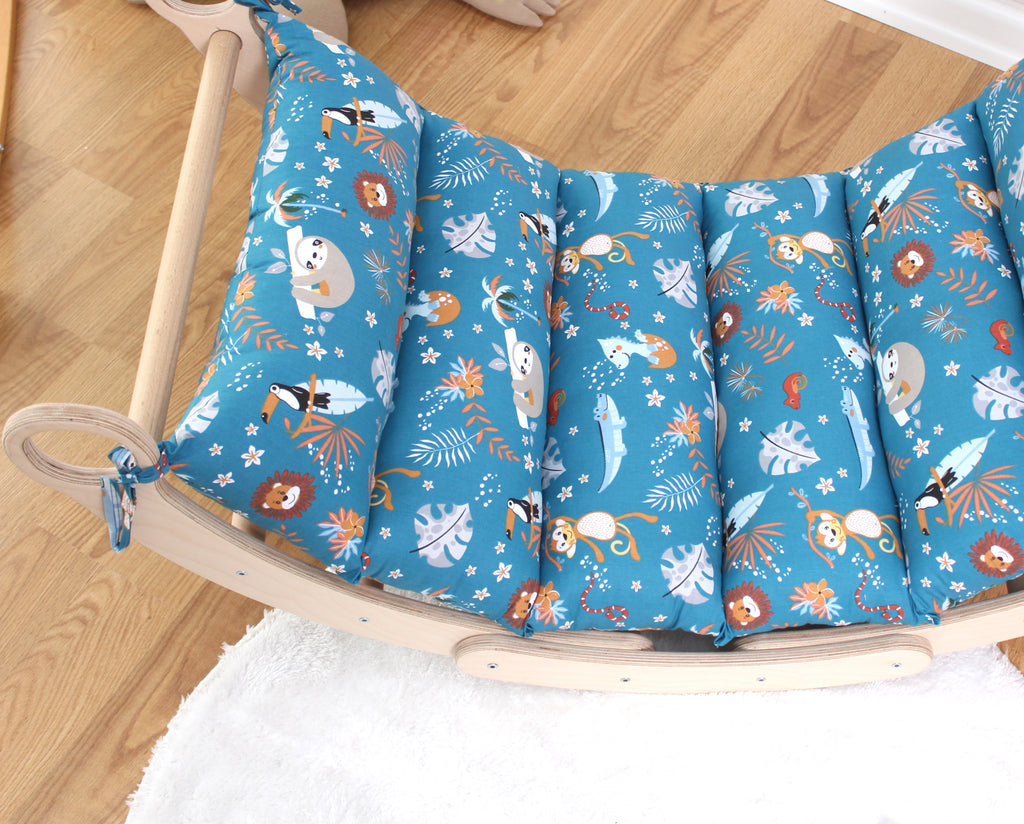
[100, 446, 168, 552]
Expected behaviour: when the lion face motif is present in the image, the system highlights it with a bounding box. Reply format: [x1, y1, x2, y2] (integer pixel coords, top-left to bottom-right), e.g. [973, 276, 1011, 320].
[251, 471, 316, 521]
[890, 240, 934, 287]
[352, 171, 396, 220]
[711, 301, 742, 346]
[724, 582, 773, 631]
[970, 531, 1024, 578]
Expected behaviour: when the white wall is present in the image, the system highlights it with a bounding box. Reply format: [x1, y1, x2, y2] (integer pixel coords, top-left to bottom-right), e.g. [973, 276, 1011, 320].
[826, 0, 1024, 69]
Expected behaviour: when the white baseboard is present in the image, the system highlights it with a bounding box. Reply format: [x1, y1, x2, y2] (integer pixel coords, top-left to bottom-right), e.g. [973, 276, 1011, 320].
[826, 0, 1024, 69]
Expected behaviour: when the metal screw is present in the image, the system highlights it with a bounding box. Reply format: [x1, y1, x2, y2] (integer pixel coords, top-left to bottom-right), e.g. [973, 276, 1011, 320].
[235, 570, 248, 577]
[487, 663, 499, 670]
[620, 677, 631, 683]
[358, 617, 369, 623]
[892, 662, 902, 669]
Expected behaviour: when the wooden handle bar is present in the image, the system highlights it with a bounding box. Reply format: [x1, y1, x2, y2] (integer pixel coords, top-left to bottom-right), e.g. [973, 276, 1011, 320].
[129, 30, 241, 439]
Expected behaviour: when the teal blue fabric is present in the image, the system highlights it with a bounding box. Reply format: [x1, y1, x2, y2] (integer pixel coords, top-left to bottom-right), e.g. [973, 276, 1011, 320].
[847, 100, 1024, 621]
[538, 171, 724, 636]
[978, 64, 1024, 282]
[704, 173, 918, 641]
[163, 8, 422, 581]
[159, 2, 1024, 642]
[362, 111, 559, 633]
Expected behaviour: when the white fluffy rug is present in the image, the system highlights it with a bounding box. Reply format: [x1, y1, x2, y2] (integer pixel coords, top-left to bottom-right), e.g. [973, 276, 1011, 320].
[127, 610, 1024, 824]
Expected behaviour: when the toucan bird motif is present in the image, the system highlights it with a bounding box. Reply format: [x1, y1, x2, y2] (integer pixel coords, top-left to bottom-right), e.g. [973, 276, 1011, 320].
[913, 467, 958, 535]
[320, 100, 403, 138]
[518, 210, 555, 242]
[913, 430, 995, 534]
[259, 376, 370, 433]
[505, 491, 541, 538]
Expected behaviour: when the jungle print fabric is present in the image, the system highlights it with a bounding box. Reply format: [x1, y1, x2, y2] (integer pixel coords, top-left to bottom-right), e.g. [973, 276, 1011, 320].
[704, 173, 918, 642]
[362, 110, 559, 632]
[160, 1, 1024, 639]
[164, 7, 422, 583]
[537, 171, 724, 636]
[847, 97, 1024, 622]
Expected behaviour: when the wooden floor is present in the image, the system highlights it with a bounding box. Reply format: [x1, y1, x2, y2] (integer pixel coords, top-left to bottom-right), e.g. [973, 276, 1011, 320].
[1, 0, 1021, 820]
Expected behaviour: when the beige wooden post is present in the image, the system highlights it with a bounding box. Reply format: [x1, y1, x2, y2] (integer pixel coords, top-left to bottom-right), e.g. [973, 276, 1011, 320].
[128, 30, 241, 440]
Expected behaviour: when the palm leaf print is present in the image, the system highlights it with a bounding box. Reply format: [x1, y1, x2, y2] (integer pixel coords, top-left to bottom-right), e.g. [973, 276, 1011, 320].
[408, 428, 476, 467]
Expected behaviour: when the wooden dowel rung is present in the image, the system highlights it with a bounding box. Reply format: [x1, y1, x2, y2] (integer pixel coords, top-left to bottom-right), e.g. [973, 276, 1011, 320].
[129, 30, 242, 440]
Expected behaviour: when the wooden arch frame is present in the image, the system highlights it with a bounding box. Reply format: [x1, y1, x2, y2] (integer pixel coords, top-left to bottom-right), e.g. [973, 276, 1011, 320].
[5, 2, 1024, 695]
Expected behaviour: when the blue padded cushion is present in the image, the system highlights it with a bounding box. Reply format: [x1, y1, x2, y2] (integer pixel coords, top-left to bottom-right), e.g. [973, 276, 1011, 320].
[163, 2, 1024, 641]
[847, 100, 1024, 622]
[704, 172, 917, 641]
[164, 8, 422, 580]
[362, 110, 559, 631]
[539, 171, 724, 636]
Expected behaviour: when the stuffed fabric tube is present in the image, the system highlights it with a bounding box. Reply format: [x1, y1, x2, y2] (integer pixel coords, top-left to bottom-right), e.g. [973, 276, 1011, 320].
[848, 98, 1024, 621]
[363, 111, 560, 634]
[704, 173, 918, 641]
[538, 171, 725, 638]
[163, 8, 422, 581]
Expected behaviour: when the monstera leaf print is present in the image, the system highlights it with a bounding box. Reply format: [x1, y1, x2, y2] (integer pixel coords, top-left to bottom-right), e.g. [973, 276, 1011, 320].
[724, 181, 777, 216]
[909, 117, 965, 154]
[758, 421, 820, 475]
[973, 366, 1024, 420]
[173, 392, 219, 444]
[413, 503, 473, 568]
[661, 544, 715, 604]
[541, 437, 565, 489]
[653, 258, 697, 307]
[442, 213, 496, 258]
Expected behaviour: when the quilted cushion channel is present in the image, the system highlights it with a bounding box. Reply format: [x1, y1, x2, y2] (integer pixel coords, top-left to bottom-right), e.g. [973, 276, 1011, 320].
[539, 171, 724, 636]
[363, 110, 559, 632]
[848, 99, 1024, 622]
[704, 172, 918, 641]
[164, 10, 421, 581]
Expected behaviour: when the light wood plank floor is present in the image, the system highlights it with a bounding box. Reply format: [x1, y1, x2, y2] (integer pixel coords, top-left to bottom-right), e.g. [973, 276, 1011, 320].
[1, 0, 1021, 821]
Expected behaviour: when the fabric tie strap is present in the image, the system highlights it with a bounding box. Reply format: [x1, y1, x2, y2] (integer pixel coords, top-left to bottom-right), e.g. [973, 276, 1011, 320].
[100, 446, 168, 552]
